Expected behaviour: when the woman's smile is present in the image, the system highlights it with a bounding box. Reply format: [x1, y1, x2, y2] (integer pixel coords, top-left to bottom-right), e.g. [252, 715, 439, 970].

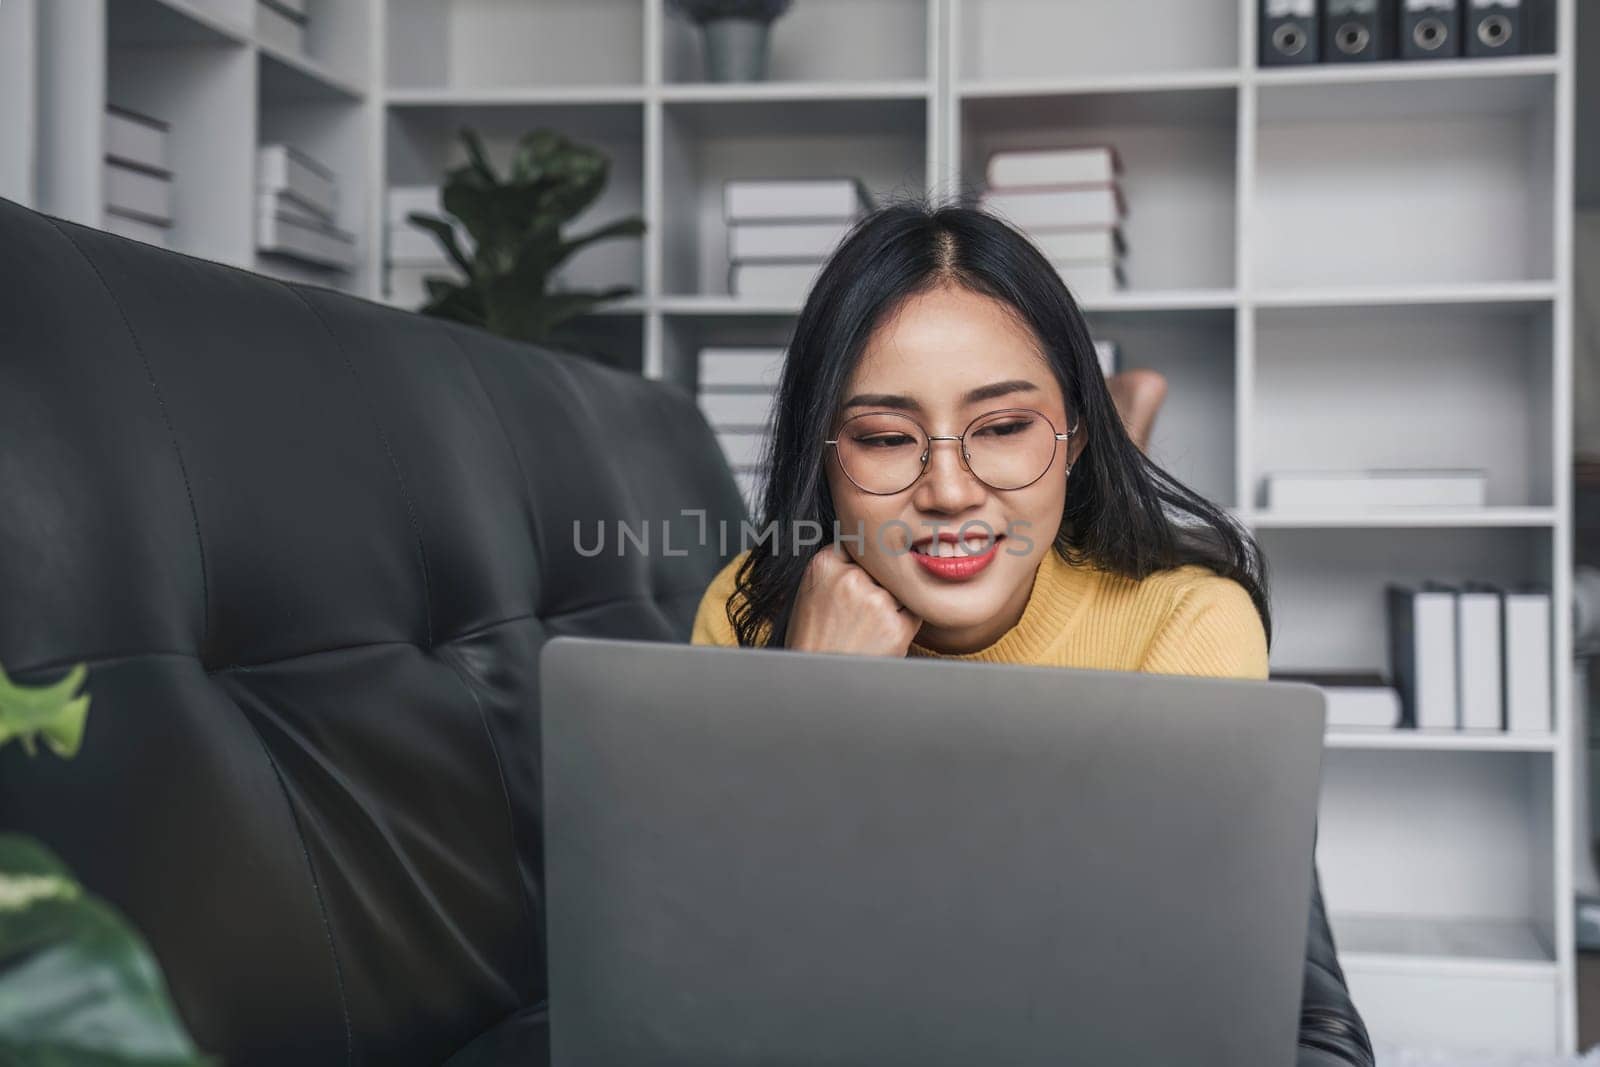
[909, 532, 1004, 580]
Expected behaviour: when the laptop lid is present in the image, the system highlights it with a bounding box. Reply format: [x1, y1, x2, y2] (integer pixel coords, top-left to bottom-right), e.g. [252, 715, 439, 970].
[540, 636, 1326, 1066]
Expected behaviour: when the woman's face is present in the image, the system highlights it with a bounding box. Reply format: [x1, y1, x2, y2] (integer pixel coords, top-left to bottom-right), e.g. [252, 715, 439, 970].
[825, 283, 1081, 654]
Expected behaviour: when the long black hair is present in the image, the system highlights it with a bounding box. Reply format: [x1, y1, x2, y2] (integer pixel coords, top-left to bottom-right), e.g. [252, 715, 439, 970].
[729, 197, 1271, 649]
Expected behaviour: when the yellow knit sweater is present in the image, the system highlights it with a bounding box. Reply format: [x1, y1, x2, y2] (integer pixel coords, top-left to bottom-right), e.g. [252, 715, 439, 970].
[690, 547, 1269, 680]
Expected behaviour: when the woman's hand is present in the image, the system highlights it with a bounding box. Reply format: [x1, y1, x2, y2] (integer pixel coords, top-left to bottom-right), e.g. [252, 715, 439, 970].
[785, 546, 923, 657]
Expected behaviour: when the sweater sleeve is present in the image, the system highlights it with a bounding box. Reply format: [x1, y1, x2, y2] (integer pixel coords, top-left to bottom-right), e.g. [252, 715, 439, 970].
[689, 551, 748, 647]
[1137, 573, 1270, 681]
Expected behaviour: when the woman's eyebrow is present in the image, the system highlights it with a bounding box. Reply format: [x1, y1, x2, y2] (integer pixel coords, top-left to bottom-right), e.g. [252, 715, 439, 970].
[841, 379, 1040, 411]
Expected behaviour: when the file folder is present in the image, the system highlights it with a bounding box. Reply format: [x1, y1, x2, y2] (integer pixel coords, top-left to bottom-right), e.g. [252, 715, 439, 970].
[1465, 0, 1521, 56]
[1402, 0, 1463, 58]
[1323, 0, 1397, 61]
[1260, 0, 1319, 66]
[1386, 583, 1459, 730]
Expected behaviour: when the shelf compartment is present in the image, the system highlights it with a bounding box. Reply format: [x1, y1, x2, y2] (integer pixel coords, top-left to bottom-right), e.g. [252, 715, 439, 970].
[955, 0, 1238, 82]
[257, 92, 371, 293]
[659, 311, 796, 394]
[386, 102, 646, 299]
[105, 8, 255, 268]
[1317, 750, 1555, 962]
[1252, 69, 1555, 289]
[960, 86, 1237, 293]
[1341, 955, 1560, 1054]
[1083, 306, 1234, 509]
[663, 0, 929, 86]
[386, 0, 643, 92]
[1253, 303, 1555, 510]
[660, 95, 928, 298]
[1258, 526, 1551, 675]
[257, 0, 368, 97]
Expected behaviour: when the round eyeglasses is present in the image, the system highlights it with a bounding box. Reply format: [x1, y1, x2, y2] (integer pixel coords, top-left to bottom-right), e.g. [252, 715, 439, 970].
[825, 407, 1078, 496]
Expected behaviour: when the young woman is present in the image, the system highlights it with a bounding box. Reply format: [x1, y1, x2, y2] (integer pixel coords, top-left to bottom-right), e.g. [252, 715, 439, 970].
[690, 200, 1374, 1066]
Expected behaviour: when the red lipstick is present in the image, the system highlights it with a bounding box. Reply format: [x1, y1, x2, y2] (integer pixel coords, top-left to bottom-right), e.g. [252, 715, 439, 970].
[909, 532, 1002, 582]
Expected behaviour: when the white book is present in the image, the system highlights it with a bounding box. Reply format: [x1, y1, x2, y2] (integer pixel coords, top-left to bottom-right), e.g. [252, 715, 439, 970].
[256, 210, 356, 270]
[256, 189, 327, 229]
[257, 0, 307, 55]
[979, 186, 1125, 230]
[1504, 588, 1552, 734]
[698, 391, 776, 428]
[728, 219, 854, 261]
[1054, 261, 1124, 296]
[699, 346, 787, 388]
[1387, 584, 1459, 730]
[387, 184, 443, 225]
[1264, 469, 1488, 513]
[716, 431, 768, 468]
[730, 261, 824, 301]
[387, 224, 470, 264]
[387, 262, 464, 309]
[103, 160, 173, 225]
[257, 143, 337, 222]
[1034, 228, 1124, 262]
[723, 178, 870, 222]
[103, 209, 170, 248]
[104, 106, 168, 173]
[1457, 585, 1505, 731]
[1324, 688, 1404, 730]
[1093, 339, 1119, 378]
[986, 146, 1120, 189]
[1274, 672, 1402, 730]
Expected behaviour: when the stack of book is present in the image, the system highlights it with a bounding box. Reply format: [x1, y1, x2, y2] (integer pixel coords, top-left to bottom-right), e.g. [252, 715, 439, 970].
[978, 146, 1126, 297]
[257, 0, 309, 56]
[1263, 468, 1488, 514]
[697, 345, 787, 511]
[1273, 580, 1553, 735]
[256, 143, 355, 271]
[724, 178, 872, 302]
[1387, 582, 1553, 733]
[103, 105, 172, 249]
[385, 185, 471, 309]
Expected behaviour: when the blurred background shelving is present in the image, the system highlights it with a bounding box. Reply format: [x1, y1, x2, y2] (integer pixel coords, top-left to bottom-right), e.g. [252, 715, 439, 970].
[1, 0, 1589, 1056]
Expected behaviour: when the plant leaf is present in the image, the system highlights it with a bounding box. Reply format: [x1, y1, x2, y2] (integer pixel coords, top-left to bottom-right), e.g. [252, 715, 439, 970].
[0, 663, 90, 759]
[404, 213, 475, 276]
[458, 126, 497, 185]
[0, 836, 215, 1065]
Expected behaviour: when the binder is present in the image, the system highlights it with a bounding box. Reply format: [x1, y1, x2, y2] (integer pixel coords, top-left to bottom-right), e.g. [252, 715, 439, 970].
[1260, 0, 1318, 66]
[1323, 0, 1397, 62]
[1465, 0, 1522, 56]
[1386, 583, 1459, 729]
[1503, 586, 1552, 734]
[1401, 0, 1463, 59]
[1456, 582, 1504, 731]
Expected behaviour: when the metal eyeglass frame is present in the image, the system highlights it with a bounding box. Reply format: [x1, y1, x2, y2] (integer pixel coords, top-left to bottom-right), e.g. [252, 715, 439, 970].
[824, 407, 1079, 495]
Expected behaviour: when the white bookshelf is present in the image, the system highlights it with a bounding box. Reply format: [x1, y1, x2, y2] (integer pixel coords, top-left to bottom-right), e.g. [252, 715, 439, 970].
[5, 0, 1582, 1055]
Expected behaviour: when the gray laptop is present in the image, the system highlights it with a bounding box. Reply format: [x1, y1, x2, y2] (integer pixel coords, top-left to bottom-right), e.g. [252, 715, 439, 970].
[539, 636, 1327, 1066]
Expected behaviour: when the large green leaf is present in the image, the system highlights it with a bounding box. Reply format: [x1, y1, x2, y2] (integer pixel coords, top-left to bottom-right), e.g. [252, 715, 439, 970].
[0, 836, 215, 1066]
[0, 664, 88, 759]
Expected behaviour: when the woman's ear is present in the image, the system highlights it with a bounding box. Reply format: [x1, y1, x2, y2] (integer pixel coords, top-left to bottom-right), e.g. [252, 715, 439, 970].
[1105, 369, 1168, 453]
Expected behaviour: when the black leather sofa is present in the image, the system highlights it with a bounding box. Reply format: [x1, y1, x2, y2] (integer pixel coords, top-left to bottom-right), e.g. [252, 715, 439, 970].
[0, 196, 1370, 1065]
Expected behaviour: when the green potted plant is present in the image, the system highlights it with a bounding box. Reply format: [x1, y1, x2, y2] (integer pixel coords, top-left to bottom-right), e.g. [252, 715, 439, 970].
[667, 0, 794, 82]
[0, 663, 214, 1064]
[406, 127, 645, 354]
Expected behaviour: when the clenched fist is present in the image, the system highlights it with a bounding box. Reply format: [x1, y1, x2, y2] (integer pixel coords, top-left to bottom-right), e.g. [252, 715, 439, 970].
[784, 546, 923, 657]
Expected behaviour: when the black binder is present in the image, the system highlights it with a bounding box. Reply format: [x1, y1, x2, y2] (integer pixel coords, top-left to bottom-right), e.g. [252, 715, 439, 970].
[1401, 0, 1463, 59]
[1323, 0, 1397, 61]
[1465, 0, 1522, 55]
[1260, 0, 1318, 66]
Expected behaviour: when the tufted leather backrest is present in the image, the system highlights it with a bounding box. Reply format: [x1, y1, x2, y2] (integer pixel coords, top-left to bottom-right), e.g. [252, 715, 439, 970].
[0, 197, 746, 1065]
